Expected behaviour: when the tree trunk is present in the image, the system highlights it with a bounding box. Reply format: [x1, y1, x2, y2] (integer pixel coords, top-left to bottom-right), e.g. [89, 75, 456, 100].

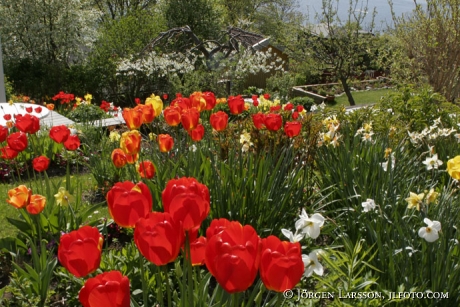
[340, 77, 355, 106]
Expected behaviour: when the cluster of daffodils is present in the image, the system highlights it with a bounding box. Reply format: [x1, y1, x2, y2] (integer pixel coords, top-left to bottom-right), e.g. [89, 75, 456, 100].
[309, 102, 326, 112]
[318, 115, 341, 147]
[256, 95, 281, 111]
[405, 189, 439, 211]
[239, 130, 253, 152]
[355, 121, 374, 142]
[281, 209, 325, 278]
[408, 117, 456, 145]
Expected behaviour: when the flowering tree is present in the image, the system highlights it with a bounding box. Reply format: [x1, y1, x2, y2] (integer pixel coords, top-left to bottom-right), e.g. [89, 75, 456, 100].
[0, 0, 99, 64]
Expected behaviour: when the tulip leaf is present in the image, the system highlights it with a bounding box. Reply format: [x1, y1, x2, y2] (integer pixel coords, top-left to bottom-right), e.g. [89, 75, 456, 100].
[6, 217, 32, 235]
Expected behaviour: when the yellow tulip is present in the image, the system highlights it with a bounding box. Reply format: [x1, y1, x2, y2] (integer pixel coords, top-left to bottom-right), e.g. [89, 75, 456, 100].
[145, 94, 163, 116]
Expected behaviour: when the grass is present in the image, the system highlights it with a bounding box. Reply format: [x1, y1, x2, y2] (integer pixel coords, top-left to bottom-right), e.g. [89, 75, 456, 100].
[0, 173, 108, 239]
[332, 88, 395, 108]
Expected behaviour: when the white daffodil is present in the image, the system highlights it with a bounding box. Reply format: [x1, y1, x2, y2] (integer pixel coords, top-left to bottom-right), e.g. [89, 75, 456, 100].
[418, 218, 441, 242]
[281, 228, 304, 243]
[302, 251, 324, 277]
[295, 209, 325, 239]
[362, 198, 377, 212]
[422, 154, 443, 170]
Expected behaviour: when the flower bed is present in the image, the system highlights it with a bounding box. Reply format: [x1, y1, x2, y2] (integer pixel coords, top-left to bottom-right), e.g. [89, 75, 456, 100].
[1, 86, 459, 306]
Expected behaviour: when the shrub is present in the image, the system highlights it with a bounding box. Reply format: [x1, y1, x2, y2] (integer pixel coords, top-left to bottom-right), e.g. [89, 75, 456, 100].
[290, 96, 315, 110]
[67, 104, 111, 123]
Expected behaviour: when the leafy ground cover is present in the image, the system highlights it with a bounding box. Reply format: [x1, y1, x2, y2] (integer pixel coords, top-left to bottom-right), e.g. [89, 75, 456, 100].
[0, 87, 459, 307]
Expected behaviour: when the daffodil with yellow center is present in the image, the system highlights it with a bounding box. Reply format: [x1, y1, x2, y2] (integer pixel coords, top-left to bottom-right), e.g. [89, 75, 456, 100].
[54, 187, 75, 207]
[405, 192, 425, 211]
[109, 131, 121, 142]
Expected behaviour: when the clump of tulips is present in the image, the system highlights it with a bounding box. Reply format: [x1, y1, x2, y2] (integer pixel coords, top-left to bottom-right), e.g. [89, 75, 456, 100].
[52, 176, 318, 306]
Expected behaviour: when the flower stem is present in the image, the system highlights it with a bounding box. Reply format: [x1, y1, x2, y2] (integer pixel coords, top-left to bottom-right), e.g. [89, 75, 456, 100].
[139, 254, 149, 307]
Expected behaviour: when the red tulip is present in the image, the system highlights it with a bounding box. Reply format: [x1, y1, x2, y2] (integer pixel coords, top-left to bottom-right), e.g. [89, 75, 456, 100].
[15, 114, 40, 134]
[283, 103, 294, 111]
[227, 95, 245, 115]
[35, 106, 43, 113]
[206, 218, 231, 241]
[26, 194, 46, 215]
[292, 111, 299, 120]
[252, 113, 265, 129]
[270, 105, 281, 112]
[137, 160, 155, 179]
[210, 111, 229, 131]
[189, 236, 207, 266]
[205, 221, 261, 293]
[171, 96, 191, 112]
[189, 92, 207, 112]
[120, 130, 141, 155]
[25, 106, 33, 113]
[162, 177, 210, 231]
[163, 93, 169, 100]
[0, 146, 19, 160]
[263, 93, 270, 99]
[49, 125, 70, 143]
[181, 108, 200, 131]
[259, 236, 304, 292]
[158, 134, 174, 153]
[284, 121, 302, 137]
[0, 125, 8, 142]
[125, 152, 139, 164]
[32, 156, 50, 172]
[58, 226, 104, 278]
[296, 105, 304, 112]
[7, 132, 28, 152]
[64, 135, 81, 151]
[111, 149, 127, 168]
[188, 124, 205, 142]
[122, 107, 143, 130]
[203, 91, 217, 110]
[264, 113, 283, 131]
[106, 181, 153, 228]
[163, 106, 182, 126]
[79, 271, 130, 307]
[134, 98, 141, 105]
[134, 212, 184, 266]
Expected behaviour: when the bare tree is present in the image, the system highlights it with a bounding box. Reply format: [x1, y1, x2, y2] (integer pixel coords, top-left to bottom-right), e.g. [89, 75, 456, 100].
[391, 0, 460, 102]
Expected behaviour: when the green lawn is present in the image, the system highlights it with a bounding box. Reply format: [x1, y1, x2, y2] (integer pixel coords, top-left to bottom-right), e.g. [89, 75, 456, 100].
[0, 173, 108, 239]
[332, 88, 395, 108]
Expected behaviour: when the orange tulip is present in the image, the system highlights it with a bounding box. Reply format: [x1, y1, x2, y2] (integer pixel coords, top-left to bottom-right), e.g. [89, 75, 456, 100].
[26, 194, 46, 214]
[111, 149, 128, 168]
[7, 185, 32, 209]
[120, 130, 141, 155]
[46, 103, 55, 110]
[122, 107, 143, 130]
[138, 104, 155, 124]
[163, 106, 182, 126]
[190, 92, 207, 112]
[158, 134, 174, 153]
